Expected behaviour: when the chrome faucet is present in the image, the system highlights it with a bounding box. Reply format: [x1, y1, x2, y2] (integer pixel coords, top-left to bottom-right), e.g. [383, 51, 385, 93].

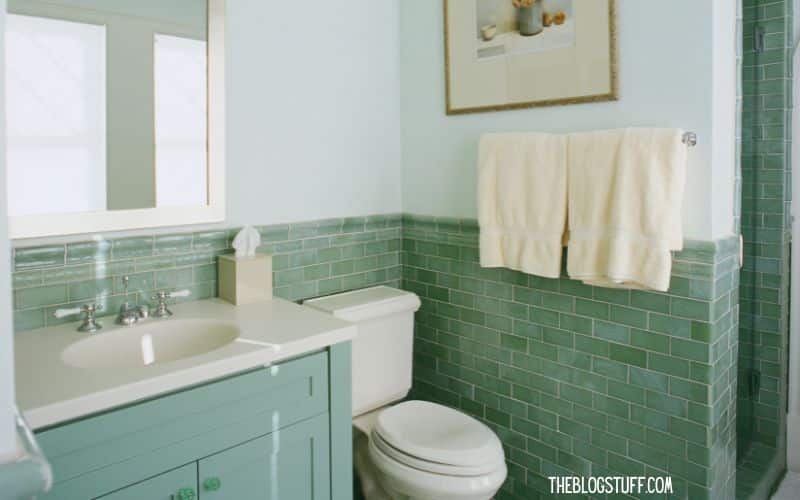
[53, 303, 103, 333]
[151, 289, 191, 318]
[51, 283, 191, 332]
[116, 276, 149, 326]
[116, 302, 149, 326]
[151, 291, 173, 318]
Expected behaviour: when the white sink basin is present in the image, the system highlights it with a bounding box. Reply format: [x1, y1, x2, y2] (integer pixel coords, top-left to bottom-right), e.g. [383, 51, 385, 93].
[62, 319, 241, 369]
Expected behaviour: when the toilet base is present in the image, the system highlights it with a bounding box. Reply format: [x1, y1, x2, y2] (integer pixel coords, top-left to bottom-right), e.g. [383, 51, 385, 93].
[354, 430, 392, 500]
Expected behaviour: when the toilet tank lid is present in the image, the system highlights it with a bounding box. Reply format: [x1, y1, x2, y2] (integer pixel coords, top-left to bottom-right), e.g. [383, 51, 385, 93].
[304, 286, 420, 322]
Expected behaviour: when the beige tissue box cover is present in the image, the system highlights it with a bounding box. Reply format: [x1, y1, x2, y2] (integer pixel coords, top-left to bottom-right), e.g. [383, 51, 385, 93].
[218, 254, 272, 305]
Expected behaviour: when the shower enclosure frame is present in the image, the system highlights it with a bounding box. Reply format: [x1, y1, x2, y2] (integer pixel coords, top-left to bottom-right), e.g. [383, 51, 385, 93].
[789, 44, 800, 471]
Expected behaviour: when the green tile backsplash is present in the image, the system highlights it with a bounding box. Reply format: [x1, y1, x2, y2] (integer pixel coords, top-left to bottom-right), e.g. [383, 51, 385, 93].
[402, 214, 739, 500]
[12, 215, 402, 332]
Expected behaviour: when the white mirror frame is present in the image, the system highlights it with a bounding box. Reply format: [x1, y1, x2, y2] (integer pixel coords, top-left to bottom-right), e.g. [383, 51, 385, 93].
[9, 0, 226, 240]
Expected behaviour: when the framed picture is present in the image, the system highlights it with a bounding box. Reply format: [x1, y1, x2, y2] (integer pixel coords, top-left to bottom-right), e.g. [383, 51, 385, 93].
[444, 0, 617, 114]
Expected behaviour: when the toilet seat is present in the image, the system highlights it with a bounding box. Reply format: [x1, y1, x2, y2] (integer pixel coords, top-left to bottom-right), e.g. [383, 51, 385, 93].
[365, 401, 507, 498]
[371, 429, 503, 477]
[367, 434, 507, 500]
[373, 401, 505, 470]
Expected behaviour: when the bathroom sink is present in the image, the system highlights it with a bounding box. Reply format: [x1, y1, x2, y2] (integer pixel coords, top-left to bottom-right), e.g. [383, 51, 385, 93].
[62, 319, 241, 369]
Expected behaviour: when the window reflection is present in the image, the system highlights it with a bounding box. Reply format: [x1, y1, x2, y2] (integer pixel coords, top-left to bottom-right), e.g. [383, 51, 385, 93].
[154, 34, 208, 208]
[5, 14, 106, 216]
[5, 2, 209, 220]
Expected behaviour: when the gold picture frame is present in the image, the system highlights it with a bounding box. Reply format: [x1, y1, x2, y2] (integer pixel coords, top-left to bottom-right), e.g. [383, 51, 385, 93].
[444, 0, 618, 115]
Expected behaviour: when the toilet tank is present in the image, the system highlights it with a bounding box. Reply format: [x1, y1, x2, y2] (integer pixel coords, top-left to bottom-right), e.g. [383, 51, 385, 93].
[304, 286, 420, 417]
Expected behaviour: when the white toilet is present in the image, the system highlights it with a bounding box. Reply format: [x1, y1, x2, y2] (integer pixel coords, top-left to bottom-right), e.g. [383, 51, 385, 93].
[305, 286, 507, 500]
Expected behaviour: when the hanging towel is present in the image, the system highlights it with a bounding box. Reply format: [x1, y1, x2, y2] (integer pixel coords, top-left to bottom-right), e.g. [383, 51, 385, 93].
[566, 128, 688, 292]
[478, 133, 568, 278]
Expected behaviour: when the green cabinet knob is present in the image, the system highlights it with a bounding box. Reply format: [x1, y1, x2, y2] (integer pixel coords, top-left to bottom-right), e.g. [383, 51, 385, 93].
[177, 488, 195, 500]
[203, 477, 222, 491]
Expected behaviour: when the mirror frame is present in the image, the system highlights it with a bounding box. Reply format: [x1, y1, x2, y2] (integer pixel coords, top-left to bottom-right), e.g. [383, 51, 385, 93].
[9, 0, 226, 240]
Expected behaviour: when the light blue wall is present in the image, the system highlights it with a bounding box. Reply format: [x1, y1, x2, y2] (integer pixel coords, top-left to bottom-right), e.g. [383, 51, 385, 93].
[0, 0, 16, 460]
[400, 0, 736, 241]
[225, 0, 403, 227]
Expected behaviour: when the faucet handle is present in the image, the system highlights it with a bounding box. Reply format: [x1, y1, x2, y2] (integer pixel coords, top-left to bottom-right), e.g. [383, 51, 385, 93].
[170, 289, 191, 299]
[54, 303, 102, 333]
[151, 289, 190, 318]
[81, 303, 100, 314]
[53, 306, 82, 319]
[152, 289, 190, 301]
[78, 304, 102, 333]
[53, 303, 101, 319]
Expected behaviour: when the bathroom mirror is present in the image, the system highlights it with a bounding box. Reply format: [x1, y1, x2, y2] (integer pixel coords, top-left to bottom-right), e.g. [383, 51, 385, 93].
[5, 0, 225, 239]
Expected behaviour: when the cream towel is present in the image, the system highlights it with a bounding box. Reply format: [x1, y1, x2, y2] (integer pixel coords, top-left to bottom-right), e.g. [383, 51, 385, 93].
[566, 128, 688, 292]
[478, 133, 568, 278]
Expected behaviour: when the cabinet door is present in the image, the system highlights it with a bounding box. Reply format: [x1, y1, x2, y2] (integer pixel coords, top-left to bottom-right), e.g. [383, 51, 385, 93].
[198, 414, 330, 500]
[96, 463, 197, 500]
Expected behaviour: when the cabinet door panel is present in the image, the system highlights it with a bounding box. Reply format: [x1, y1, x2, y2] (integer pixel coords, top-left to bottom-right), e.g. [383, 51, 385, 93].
[96, 463, 197, 500]
[198, 414, 330, 500]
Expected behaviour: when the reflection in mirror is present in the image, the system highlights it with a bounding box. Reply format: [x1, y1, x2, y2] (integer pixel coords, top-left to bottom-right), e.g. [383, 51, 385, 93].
[6, 13, 106, 216]
[154, 34, 207, 208]
[5, 0, 208, 218]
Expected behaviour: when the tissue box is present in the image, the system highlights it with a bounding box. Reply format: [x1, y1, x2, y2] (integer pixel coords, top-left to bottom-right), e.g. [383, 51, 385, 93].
[218, 254, 272, 305]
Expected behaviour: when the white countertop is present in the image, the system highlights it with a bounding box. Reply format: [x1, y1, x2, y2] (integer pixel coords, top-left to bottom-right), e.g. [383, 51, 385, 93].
[15, 298, 357, 430]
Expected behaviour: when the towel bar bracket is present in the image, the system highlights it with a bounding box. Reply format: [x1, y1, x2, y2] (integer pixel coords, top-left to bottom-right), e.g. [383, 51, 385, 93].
[682, 132, 697, 147]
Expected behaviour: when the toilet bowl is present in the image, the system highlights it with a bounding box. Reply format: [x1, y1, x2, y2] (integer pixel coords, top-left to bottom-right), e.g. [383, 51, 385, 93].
[358, 400, 507, 500]
[304, 287, 507, 500]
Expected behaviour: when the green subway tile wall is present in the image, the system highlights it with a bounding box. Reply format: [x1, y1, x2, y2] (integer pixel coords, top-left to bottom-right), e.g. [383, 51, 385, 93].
[739, 0, 791, 495]
[402, 215, 739, 500]
[11, 215, 402, 332]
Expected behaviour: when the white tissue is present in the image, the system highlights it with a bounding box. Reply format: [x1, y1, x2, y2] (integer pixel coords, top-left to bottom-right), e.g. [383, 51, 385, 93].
[232, 226, 261, 258]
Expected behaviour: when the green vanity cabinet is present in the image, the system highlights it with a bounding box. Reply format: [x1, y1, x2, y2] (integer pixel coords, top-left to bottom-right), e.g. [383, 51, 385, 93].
[198, 414, 330, 500]
[97, 464, 197, 500]
[34, 343, 353, 500]
[97, 415, 329, 500]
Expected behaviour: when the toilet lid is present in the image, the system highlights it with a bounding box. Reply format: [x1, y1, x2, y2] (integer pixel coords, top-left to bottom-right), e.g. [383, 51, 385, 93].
[371, 428, 503, 476]
[374, 401, 504, 469]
